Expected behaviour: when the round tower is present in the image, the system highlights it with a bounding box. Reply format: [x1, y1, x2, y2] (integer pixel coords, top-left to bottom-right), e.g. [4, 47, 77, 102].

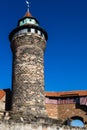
[9, 8, 48, 120]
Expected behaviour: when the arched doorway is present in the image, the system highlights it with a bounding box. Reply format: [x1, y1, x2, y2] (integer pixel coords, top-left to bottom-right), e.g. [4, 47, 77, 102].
[70, 116, 84, 127]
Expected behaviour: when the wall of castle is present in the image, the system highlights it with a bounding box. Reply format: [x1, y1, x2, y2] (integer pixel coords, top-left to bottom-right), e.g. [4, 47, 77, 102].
[46, 104, 58, 119]
[0, 100, 5, 119]
[58, 103, 87, 121]
[0, 91, 87, 124]
[45, 97, 87, 123]
[0, 96, 5, 112]
[0, 91, 6, 119]
[0, 121, 86, 130]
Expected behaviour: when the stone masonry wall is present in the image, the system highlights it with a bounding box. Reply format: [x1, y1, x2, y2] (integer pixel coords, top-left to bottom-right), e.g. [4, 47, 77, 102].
[0, 96, 5, 112]
[46, 103, 87, 123]
[46, 104, 58, 119]
[0, 121, 86, 130]
[0, 96, 5, 119]
[10, 33, 47, 120]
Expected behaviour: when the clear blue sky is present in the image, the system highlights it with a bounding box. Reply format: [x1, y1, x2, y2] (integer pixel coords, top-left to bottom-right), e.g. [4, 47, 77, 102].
[0, 0, 87, 92]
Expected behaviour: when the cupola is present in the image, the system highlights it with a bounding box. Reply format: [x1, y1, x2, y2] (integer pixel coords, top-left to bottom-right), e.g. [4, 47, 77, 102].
[18, 2, 39, 27]
[9, 1, 48, 41]
[18, 10, 39, 27]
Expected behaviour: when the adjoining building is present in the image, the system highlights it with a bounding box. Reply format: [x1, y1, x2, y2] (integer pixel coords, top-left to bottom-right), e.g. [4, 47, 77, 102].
[0, 89, 87, 126]
[45, 90, 87, 126]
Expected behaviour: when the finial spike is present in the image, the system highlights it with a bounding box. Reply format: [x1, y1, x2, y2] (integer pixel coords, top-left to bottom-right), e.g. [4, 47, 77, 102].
[26, 1, 30, 12]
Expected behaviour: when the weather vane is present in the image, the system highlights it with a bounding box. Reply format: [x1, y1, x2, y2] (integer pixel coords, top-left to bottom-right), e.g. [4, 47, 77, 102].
[26, 1, 30, 12]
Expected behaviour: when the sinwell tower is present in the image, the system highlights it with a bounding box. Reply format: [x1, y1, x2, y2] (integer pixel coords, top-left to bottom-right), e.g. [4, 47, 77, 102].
[9, 1, 48, 121]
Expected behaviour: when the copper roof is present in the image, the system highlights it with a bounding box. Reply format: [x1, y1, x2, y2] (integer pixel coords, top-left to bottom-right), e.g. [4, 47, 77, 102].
[0, 90, 5, 99]
[45, 90, 87, 97]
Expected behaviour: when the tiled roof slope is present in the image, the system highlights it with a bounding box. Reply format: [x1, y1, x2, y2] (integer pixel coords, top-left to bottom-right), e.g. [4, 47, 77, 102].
[45, 90, 87, 97]
[0, 90, 87, 100]
[0, 90, 5, 99]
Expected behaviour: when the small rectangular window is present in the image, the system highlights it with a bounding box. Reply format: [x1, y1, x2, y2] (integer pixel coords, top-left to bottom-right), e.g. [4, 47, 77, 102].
[41, 32, 43, 36]
[28, 28, 30, 32]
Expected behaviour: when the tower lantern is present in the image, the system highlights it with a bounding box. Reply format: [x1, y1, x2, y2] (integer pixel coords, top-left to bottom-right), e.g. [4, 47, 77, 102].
[9, 6, 48, 121]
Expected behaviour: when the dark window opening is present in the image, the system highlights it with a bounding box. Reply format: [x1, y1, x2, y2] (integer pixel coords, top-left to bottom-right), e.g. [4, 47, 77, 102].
[41, 32, 43, 36]
[70, 116, 84, 127]
[35, 29, 38, 33]
[28, 28, 30, 32]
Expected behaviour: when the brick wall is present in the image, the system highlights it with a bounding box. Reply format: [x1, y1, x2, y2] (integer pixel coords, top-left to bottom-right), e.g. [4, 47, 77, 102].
[45, 104, 58, 119]
[46, 99, 87, 125]
[45, 91, 87, 125]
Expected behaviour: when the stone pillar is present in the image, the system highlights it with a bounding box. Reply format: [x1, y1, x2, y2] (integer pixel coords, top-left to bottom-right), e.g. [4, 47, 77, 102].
[10, 32, 47, 120]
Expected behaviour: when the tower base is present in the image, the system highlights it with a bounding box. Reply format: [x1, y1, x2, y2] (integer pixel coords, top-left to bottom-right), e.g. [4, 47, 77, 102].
[9, 111, 49, 123]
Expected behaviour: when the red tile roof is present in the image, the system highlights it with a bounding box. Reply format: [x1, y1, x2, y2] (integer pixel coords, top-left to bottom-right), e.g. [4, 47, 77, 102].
[0, 90, 5, 99]
[0, 90, 87, 100]
[25, 11, 32, 17]
[45, 90, 87, 97]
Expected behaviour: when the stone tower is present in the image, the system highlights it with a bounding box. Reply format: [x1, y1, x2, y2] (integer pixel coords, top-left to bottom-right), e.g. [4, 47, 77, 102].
[9, 8, 48, 121]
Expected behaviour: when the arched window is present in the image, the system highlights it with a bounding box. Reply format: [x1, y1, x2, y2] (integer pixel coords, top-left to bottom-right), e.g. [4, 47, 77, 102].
[71, 119, 84, 127]
[70, 116, 84, 127]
